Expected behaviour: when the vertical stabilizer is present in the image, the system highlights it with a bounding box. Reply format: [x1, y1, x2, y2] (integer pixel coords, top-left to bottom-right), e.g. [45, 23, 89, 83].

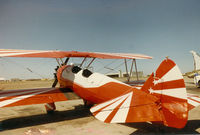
[141, 58, 188, 128]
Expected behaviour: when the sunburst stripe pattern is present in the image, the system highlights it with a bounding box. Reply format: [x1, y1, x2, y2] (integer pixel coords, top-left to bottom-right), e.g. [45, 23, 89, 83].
[91, 92, 133, 123]
[0, 88, 66, 108]
[187, 93, 200, 109]
[148, 59, 187, 100]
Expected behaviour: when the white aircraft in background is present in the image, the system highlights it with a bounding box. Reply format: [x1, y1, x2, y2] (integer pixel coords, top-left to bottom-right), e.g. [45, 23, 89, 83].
[190, 51, 200, 88]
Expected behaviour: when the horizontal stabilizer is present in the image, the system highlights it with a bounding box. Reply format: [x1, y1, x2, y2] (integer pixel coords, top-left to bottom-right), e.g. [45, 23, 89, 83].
[187, 93, 200, 110]
[90, 90, 162, 124]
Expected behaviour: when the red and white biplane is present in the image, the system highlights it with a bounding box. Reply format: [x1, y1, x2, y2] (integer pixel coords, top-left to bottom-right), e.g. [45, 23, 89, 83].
[0, 49, 200, 129]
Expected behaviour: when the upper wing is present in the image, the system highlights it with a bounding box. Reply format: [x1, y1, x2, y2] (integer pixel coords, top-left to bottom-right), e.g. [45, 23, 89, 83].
[0, 88, 69, 108]
[0, 49, 152, 59]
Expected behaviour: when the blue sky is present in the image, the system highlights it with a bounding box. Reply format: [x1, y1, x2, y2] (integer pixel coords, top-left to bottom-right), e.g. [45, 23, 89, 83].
[0, 0, 200, 79]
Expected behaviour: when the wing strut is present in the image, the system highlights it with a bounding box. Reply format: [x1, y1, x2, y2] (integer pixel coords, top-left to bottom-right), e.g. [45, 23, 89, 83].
[124, 59, 130, 82]
[134, 59, 139, 81]
[124, 59, 139, 82]
[129, 59, 134, 81]
[86, 58, 96, 68]
[56, 58, 62, 66]
[80, 57, 87, 67]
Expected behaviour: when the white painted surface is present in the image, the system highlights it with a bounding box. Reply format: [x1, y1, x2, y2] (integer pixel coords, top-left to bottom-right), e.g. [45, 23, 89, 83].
[111, 92, 133, 123]
[61, 66, 129, 88]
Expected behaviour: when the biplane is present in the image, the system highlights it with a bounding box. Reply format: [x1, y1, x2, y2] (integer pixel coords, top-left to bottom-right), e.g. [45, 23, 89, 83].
[0, 49, 200, 129]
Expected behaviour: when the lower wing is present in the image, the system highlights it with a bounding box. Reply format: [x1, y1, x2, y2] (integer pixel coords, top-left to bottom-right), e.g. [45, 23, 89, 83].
[0, 88, 69, 108]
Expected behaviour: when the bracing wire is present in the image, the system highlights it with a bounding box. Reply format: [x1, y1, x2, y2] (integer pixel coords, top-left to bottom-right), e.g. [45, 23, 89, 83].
[95, 59, 118, 72]
[95, 59, 131, 74]
[105, 59, 131, 74]
[1, 57, 46, 79]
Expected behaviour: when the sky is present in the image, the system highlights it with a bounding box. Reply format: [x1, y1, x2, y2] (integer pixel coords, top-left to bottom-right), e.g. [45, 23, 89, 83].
[0, 0, 200, 79]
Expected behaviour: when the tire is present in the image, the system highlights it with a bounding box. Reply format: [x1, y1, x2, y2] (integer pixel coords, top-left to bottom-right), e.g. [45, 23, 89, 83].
[47, 110, 55, 115]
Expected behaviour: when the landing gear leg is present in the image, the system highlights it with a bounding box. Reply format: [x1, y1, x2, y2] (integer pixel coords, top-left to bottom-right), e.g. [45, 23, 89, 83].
[83, 100, 93, 108]
[45, 102, 56, 114]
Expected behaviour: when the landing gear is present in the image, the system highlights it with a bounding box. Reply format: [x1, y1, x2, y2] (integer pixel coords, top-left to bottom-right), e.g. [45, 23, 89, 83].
[45, 102, 56, 114]
[83, 100, 93, 108]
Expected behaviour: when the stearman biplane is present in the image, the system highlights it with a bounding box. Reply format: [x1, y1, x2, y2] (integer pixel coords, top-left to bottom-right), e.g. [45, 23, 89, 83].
[0, 49, 200, 129]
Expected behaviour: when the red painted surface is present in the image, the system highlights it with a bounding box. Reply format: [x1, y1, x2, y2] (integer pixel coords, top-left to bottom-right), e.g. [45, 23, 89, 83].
[0, 49, 152, 59]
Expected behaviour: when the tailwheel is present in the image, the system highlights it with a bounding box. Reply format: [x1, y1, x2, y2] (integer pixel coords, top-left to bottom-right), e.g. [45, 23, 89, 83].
[83, 100, 93, 108]
[45, 102, 56, 114]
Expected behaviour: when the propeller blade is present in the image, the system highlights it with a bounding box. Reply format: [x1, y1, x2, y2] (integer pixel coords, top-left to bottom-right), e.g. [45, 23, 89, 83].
[52, 66, 59, 88]
[52, 78, 58, 87]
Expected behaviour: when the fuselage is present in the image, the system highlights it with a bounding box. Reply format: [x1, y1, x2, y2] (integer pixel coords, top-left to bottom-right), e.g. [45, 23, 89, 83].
[57, 65, 136, 104]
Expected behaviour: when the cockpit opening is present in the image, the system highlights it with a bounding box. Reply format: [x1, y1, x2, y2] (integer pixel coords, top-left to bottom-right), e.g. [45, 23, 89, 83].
[82, 69, 93, 78]
[72, 66, 82, 73]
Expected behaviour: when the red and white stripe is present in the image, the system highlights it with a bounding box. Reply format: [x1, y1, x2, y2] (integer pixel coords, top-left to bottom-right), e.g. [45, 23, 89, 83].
[91, 92, 133, 123]
[144, 59, 188, 128]
[0, 88, 61, 108]
[148, 59, 187, 100]
[90, 89, 162, 123]
[187, 93, 200, 109]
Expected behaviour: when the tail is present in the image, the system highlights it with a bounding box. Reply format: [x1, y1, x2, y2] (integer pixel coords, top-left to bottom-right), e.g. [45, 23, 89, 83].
[190, 50, 200, 71]
[90, 58, 188, 129]
[141, 58, 188, 128]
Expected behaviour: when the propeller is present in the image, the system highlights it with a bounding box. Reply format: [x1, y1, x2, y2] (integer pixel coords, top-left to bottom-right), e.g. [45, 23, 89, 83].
[52, 66, 59, 87]
[52, 58, 70, 88]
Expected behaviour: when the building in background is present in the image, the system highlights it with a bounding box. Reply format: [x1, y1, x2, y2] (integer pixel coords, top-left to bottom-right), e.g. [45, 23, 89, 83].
[0, 77, 6, 82]
[106, 71, 143, 78]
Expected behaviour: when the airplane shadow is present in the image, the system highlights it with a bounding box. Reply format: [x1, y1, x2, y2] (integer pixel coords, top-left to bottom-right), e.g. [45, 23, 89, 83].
[125, 120, 200, 134]
[1, 105, 200, 134]
[0, 105, 91, 131]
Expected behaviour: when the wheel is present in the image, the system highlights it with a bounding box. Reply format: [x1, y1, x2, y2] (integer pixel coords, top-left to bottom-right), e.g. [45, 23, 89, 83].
[46, 110, 55, 115]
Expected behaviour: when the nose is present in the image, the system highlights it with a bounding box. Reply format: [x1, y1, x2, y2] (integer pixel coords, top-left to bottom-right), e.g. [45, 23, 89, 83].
[56, 65, 75, 88]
